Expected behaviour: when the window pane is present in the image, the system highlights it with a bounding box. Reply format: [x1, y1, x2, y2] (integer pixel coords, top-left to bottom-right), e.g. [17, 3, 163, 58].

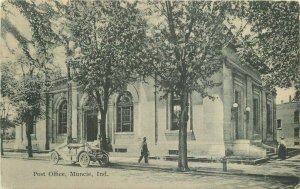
[117, 107, 122, 132]
[116, 92, 133, 132]
[294, 111, 299, 123]
[59, 102, 67, 134]
[267, 104, 272, 133]
[277, 119, 281, 129]
[253, 98, 259, 132]
[294, 128, 299, 137]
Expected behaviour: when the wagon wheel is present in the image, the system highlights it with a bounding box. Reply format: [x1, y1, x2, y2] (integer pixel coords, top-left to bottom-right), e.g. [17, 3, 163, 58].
[98, 154, 109, 167]
[79, 152, 90, 168]
[50, 151, 59, 165]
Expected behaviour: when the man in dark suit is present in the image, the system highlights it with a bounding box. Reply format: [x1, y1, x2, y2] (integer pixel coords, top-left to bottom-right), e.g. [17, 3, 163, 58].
[138, 137, 149, 163]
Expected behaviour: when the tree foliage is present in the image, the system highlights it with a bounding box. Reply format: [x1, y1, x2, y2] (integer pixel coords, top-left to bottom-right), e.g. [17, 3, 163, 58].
[63, 0, 148, 149]
[1, 0, 61, 156]
[232, 1, 299, 91]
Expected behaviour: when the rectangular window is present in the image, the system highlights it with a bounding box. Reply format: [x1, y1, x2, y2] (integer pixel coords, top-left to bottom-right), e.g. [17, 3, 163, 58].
[117, 106, 133, 132]
[294, 128, 299, 145]
[277, 119, 282, 129]
[235, 91, 239, 104]
[115, 148, 127, 153]
[122, 107, 132, 132]
[267, 103, 272, 133]
[253, 98, 259, 133]
[294, 111, 299, 123]
[168, 150, 179, 155]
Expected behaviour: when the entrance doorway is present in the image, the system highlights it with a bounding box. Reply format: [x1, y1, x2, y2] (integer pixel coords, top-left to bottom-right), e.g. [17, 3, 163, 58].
[85, 110, 98, 142]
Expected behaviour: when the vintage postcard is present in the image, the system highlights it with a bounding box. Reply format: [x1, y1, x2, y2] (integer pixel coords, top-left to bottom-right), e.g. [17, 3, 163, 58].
[0, 1, 299, 189]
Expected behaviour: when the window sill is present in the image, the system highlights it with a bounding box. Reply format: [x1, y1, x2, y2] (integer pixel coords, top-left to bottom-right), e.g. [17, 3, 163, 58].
[164, 130, 195, 141]
[114, 132, 135, 135]
[164, 130, 179, 134]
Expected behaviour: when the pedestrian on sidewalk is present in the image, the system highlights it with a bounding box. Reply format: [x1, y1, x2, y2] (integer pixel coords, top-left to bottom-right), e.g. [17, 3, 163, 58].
[278, 137, 287, 160]
[138, 137, 149, 163]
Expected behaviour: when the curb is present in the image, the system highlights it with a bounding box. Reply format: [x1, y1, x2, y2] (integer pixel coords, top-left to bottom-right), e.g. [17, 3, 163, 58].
[111, 162, 300, 180]
[2, 155, 299, 180]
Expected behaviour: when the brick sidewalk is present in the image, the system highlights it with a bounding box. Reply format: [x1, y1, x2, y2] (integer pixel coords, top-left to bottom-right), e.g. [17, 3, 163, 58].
[1, 152, 299, 179]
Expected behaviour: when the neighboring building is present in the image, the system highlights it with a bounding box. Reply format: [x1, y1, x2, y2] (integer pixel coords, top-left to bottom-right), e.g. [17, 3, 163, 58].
[276, 97, 300, 148]
[14, 47, 277, 158]
[3, 127, 15, 140]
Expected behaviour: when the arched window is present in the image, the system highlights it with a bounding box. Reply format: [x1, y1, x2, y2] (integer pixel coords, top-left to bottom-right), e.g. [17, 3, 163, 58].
[58, 101, 67, 134]
[117, 92, 133, 132]
[295, 110, 300, 123]
[277, 119, 282, 129]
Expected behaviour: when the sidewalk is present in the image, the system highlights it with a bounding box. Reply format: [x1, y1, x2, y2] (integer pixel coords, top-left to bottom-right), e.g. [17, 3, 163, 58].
[1, 152, 299, 179]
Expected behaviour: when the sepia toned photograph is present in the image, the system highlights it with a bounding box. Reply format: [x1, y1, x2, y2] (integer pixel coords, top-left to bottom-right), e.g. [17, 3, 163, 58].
[0, 0, 299, 189]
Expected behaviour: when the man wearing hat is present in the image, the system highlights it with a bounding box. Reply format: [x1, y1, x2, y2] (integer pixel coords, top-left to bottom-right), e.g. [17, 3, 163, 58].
[278, 137, 287, 160]
[138, 137, 149, 163]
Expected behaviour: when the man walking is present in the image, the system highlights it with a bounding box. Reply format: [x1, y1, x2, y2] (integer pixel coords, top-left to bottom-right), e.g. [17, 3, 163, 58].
[138, 137, 149, 163]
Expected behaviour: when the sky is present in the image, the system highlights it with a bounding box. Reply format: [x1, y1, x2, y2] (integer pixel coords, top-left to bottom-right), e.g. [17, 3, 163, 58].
[276, 87, 295, 104]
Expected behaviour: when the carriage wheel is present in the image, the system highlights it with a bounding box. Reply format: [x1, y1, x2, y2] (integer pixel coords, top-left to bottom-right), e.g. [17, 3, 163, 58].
[98, 154, 109, 167]
[50, 151, 59, 165]
[79, 152, 90, 168]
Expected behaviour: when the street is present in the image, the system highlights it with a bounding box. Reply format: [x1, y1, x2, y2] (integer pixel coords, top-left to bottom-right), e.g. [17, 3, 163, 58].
[1, 158, 299, 189]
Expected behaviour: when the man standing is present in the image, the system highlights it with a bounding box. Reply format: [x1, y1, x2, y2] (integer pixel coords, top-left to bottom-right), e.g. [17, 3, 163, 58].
[138, 137, 149, 163]
[278, 137, 287, 160]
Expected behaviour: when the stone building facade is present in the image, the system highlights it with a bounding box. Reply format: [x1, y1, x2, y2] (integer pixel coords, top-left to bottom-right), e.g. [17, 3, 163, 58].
[276, 99, 300, 147]
[14, 47, 277, 158]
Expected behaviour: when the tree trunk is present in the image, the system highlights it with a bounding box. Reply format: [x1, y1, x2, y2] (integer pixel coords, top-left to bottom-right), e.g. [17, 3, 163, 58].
[26, 116, 34, 158]
[177, 91, 189, 171]
[95, 89, 109, 151]
[1, 132, 3, 156]
[100, 110, 107, 150]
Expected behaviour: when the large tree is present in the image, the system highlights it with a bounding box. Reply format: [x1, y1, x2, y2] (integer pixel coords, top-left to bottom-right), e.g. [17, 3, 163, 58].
[147, 1, 299, 171]
[147, 1, 237, 171]
[0, 63, 17, 156]
[1, 0, 59, 155]
[67, 1, 148, 149]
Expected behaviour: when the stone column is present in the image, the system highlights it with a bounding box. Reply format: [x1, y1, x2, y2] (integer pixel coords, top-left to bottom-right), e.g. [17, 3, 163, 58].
[48, 95, 53, 143]
[53, 110, 57, 143]
[222, 63, 234, 142]
[77, 107, 82, 142]
[14, 125, 23, 149]
[261, 91, 267, 141]
[273, 94, 277, 141]
[167, 93, 172, 131]
[72, 87, 78, 140]
[81, 108, 85, 143]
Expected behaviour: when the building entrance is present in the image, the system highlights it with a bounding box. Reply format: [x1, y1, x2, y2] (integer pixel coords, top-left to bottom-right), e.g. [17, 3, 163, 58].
[85, 110, 98, 142]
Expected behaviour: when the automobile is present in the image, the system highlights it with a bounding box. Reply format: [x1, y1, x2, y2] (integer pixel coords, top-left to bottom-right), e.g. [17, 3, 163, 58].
[49, 140, 109, 168]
